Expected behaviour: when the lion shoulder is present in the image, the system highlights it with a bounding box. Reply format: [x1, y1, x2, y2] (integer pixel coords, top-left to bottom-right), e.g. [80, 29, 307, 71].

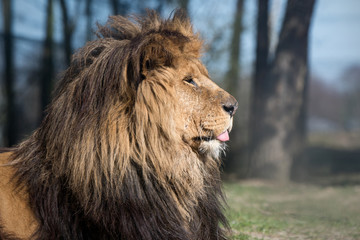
[0, 151, 37, 239]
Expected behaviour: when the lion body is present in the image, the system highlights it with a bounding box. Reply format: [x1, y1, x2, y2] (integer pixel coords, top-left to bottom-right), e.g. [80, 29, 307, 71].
[0, 10, 237, 240]
[0, 151, 36, 239]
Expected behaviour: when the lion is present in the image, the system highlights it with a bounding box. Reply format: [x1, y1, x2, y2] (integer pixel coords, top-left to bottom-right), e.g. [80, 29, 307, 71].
[0, 10, 237, 240]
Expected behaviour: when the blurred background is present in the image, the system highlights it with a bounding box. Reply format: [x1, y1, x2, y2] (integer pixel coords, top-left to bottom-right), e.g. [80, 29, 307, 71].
[1, 1, 360, 238]
[1, 0, 360, 185]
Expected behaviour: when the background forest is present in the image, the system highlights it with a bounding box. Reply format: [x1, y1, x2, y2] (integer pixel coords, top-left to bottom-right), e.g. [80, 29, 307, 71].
[1, 0, 360, 184]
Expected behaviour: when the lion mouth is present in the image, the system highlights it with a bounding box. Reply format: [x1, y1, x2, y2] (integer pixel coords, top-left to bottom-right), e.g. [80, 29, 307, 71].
[216, 131, 229, 142]
[193, 130, 230, 142]
[193, 136, 213, 142]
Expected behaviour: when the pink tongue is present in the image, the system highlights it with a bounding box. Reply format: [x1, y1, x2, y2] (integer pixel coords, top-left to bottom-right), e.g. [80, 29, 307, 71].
[216, 131, 229, 142]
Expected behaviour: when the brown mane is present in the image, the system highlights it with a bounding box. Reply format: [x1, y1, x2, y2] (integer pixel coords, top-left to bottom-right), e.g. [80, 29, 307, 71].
[2, 10, 229, 240]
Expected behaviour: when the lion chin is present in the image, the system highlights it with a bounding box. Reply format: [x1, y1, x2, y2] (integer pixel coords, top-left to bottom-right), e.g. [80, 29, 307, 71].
[199, 140, 227, 159]
[0, 10, 237, 240]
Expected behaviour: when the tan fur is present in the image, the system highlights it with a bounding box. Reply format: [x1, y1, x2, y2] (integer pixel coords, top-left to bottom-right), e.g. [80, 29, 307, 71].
[0, 152, 37, 239]
[0, 11, 237, 239]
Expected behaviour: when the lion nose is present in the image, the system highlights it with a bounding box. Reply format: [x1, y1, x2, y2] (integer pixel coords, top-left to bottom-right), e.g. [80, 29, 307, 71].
[222, 97, 238, 117]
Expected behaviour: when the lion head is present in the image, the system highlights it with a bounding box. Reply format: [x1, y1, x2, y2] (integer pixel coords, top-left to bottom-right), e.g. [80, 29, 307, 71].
[12, 10, 237, 239]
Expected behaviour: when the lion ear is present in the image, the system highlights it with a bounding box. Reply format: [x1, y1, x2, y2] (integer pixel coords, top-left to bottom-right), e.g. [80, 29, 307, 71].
[140, 42, 174, 78]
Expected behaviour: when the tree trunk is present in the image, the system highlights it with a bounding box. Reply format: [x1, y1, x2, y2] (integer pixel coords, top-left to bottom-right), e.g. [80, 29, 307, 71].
[2, 0, 16, 146]
[59, 0, 73, 66]
[178, 0, 189, 13]
[40, 0, 54, 117]
[110, 0, 128, 15]
[250, 0, 316, 181]
[222, 0, 245, 174]
[249, 0, 270, 172]
[85, 0, 93, 41]
[110, 0, 119, 15]
[225, 0, 244, 92]
[252, 0, 269, 109]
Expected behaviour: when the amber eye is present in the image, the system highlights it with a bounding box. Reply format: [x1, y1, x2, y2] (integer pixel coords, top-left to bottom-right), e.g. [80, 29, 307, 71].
[184, 76, 198, 87]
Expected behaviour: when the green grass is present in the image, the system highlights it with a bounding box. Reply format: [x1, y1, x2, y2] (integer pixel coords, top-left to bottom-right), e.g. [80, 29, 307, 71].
[224, 181, 360, 240]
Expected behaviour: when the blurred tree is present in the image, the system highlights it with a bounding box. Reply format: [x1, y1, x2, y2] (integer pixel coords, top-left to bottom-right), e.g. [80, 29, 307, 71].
[2, 0, 16, 147]
[222, 0, 245, 175]
[40, 0, 55, 117]
[85, 0, 93, 41]
[110, 0, 129, 15]
[250, 0, 269, 134]
[224, 0, 244, 93]
[155, 0, 175, 15]
[249, 0, 270, 176]
[59, 0, 73, 66]
[249, 0, 316, 181]
[178, 0, 189, 13]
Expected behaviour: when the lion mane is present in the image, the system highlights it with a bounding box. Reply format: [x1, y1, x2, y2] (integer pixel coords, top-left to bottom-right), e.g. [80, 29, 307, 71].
[0, 10, 235, 240]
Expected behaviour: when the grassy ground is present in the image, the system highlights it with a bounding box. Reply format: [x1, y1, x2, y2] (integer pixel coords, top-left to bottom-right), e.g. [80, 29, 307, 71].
[224, 180, 360, 240]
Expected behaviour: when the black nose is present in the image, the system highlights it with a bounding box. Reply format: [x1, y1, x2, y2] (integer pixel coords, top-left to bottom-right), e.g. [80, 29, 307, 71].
[222, 99, 238, 117]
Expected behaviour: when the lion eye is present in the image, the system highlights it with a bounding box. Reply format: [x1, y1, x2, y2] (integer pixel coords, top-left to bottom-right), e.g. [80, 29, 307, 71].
[184, 77, 198, 87]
